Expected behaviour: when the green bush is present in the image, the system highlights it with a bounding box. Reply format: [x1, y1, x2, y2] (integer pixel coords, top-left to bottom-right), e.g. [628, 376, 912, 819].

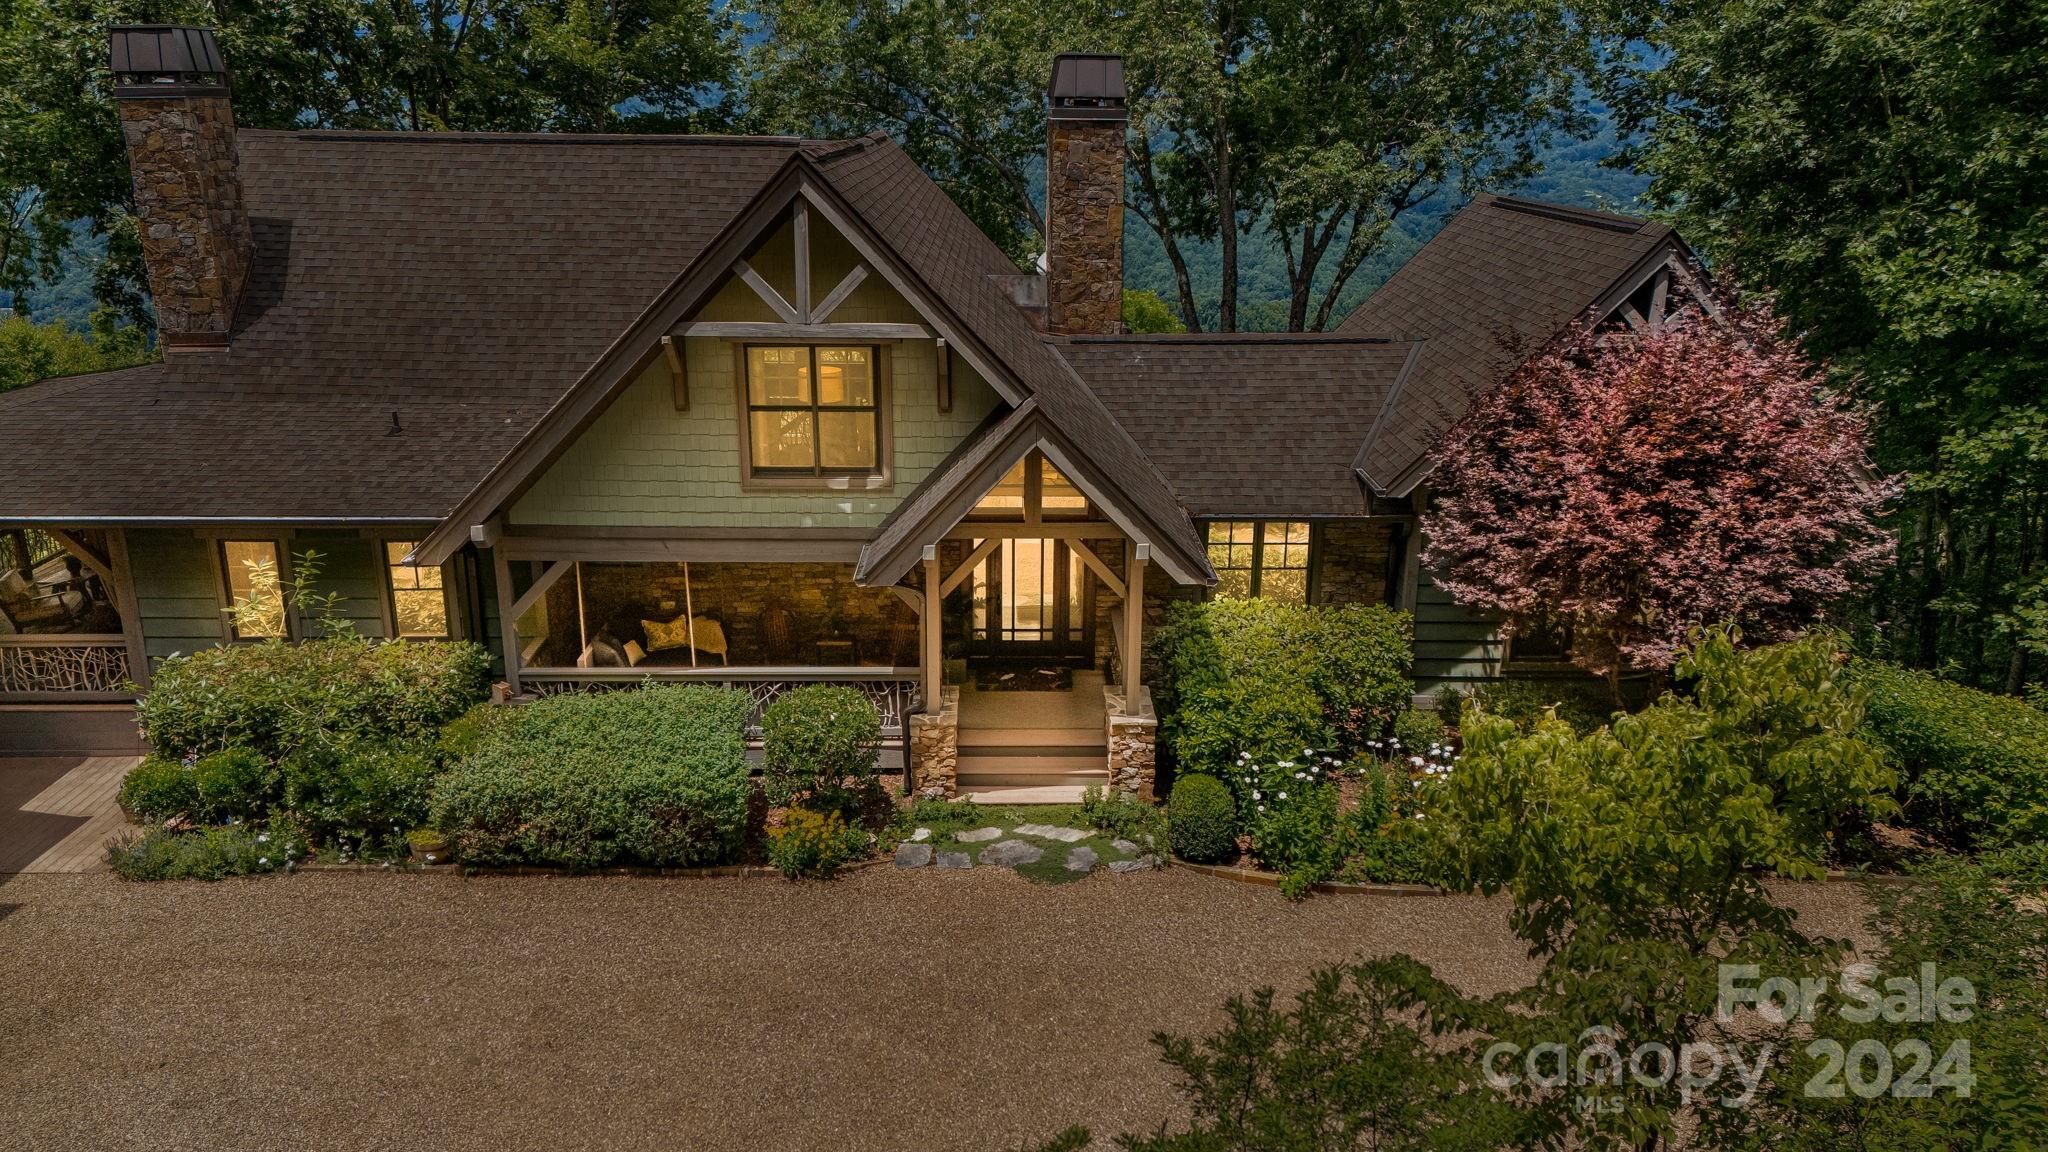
[767, 808, 872, 878]
[116, 756, 199, 821]
[434, 702, 512, 768]
[1080, 785, 1168, 847]
[431, 686, 753, 869]
[1149, 599, 1411, 777]
[283, 742, 437, 850]
[1168, 774, 1238, 863]
[1251, 782, 1343, 899]
[1851, 659, 2048, 849]
[106, 814, 306, 881]
[137, 635, 490, 761]
[1465, 679, 1614, 736]
[191, 747, 278, 822]
[760, 684, 882, 807]
[1391, 708, 1449, 754]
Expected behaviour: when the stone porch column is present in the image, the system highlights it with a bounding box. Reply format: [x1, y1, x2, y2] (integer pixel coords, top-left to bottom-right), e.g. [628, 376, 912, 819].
[1103, 685, 1158, 802]
[909, 686, 959, 800]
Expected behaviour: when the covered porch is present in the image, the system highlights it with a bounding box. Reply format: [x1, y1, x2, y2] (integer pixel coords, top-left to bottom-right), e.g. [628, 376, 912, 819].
[0, 526, 148, 703]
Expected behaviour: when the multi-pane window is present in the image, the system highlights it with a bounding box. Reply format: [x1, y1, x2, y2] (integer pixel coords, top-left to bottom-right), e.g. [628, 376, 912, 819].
[1205, 521, 1311, 604]
[968, 451, 1092, 520]
[385, 541, 449, 639]
[744, 345, 881, 477]
[220, 540, 287, 640]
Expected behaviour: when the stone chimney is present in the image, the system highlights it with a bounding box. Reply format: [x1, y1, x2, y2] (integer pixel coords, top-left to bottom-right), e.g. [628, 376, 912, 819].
[1045, 53, 1127, 336]
[109, 26, 252, 351]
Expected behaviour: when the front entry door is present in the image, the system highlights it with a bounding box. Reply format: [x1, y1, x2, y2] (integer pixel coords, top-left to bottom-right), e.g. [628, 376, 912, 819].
[968, 538, 1092, 657]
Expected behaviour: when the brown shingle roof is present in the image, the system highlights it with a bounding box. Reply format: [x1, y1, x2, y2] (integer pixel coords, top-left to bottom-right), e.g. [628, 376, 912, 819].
[0, 130, 800, 520]
[1059, 335, 1420, 519]
[1340, 194, 1677, 494]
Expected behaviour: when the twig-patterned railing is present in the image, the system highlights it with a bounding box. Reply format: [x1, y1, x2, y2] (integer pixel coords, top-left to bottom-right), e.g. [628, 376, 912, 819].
[519, 666, 923, 736]
[0, 636, 134, 700]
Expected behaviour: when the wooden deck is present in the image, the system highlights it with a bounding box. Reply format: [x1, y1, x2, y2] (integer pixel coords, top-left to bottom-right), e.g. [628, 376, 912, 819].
[1, 755, 137, 873]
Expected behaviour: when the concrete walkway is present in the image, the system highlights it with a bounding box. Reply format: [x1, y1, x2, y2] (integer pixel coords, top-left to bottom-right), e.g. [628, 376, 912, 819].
[0, 755, 137, 873]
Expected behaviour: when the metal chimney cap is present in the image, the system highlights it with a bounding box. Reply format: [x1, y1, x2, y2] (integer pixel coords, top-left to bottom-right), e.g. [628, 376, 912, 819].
[1048, 53, 1127, 121]
[110, 26, 230, 98]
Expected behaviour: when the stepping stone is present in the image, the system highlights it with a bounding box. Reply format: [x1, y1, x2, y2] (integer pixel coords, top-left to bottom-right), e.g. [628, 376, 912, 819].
[1015, 823, 1089, 843]
[1111, 838, 1141, 856]
[1108, 859, 1146, 874]
[1066, 846, 1098, 872]
[894, 843, 932, 868]
[910, 827, 932, 842]
[956, 827, 1004, 843]
[1139, 854, 1160, 869]
[979, 840, 1044, 868]
[936, 851, 973, 870]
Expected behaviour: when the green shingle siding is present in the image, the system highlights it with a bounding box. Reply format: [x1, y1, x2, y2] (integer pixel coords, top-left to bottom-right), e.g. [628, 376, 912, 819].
[1411, 569, 1504, 699]
[128, 527, 227, 664]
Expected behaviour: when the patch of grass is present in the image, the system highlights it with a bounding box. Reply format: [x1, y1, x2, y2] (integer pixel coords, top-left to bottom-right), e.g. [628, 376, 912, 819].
[904, 800, 1156, 880]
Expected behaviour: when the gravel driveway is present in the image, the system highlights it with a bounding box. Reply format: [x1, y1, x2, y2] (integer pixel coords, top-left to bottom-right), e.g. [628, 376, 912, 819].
[0, 868, 1874, 1152]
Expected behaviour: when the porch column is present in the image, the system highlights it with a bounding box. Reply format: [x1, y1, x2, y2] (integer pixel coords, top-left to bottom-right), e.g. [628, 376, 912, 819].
[921, 546, 941, 709]
[1123, 540, 1146, 702]
[492, 548, 522, 696]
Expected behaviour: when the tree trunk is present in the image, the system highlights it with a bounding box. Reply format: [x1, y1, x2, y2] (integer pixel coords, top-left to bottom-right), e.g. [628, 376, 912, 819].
[1128, 136, 1202, 332]
[1213, 94, 1237, 331]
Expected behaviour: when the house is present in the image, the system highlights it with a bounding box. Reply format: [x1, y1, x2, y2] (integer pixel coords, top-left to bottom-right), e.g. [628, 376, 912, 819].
[0, 28, 1711, 795]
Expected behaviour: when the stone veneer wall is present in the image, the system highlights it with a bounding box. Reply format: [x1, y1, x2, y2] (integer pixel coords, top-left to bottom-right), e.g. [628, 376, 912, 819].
[1045, 116, 1126, 335]
[1312, 521, 1396, 606]
[909, 686, 959, 799]
[116, 95, 252, 338]
[1104, 686, 1158, 801]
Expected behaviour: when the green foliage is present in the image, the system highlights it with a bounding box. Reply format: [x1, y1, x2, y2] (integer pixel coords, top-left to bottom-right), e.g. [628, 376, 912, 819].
[282, 743, 437, 851]
[1078, 784, 1167, 846]
[1463, 678, 1616, 736]
[1850, 658, 2048, 850]
[106, 813, 305, 881]
[760, 684, 882, 808]
[1116, 955, 1527, 1150]
[767, 807, 872, 879]
[115, 756, 198, 822]
[1391, 708, 1448, 754]
[137, 635, 490, 761]
[1432, 627, 1897, 1146]
[1607, 0, 2048, 694]
[430, 686, 754, 869]
[1119, 288, 1185, 333]
[190, 747, 278, 823]
[0, 312, 151, 392]
[433, 702, 512, 769]
[1250, 780, 1342, 899]
[1166, 773, 1237, 863]
[892, 795, 984, 843]
[1149, 598, 1412, 776]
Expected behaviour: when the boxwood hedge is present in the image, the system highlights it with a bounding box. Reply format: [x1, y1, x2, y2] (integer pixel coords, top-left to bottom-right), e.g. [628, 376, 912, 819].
[1851, 659, 2048, 850]
[431, 686, 754, 869]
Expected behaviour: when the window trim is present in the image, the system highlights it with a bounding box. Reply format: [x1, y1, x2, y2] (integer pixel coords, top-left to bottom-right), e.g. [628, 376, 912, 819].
[1202, 520, 1317, 604]
[1504, 616, 1575, 666]
[377, 538, 457, 641]
[735, 343, 894, 491]
[214, 537, 294, 643]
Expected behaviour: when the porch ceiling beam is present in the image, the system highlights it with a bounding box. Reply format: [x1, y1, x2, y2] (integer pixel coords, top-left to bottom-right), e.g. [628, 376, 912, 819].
[496, 537, 866, 564]
[43, 528, 114, 586]
[1070, 540, 1125, 601]
[940, 537, 1002, 597]
[733, 259, 800, 325]
[506, 559, 574, 626]
[941, 522, 1125, 540]
[677, 321, 931, 341]
[890, 586, 923, 616]
[810, 264, 868, 326]
[661, 335, 688, 410]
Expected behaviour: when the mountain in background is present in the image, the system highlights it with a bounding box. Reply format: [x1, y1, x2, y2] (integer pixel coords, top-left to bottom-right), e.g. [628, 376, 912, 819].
[6, 108, 1647, 333]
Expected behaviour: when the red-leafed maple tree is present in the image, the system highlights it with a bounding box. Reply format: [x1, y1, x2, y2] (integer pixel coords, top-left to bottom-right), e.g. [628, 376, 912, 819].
[1420, 297, 1895, 694]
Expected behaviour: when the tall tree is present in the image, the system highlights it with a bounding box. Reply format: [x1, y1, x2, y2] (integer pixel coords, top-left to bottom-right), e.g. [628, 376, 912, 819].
[0, 0, 744, 332]
[1599, 0, 2048, 693]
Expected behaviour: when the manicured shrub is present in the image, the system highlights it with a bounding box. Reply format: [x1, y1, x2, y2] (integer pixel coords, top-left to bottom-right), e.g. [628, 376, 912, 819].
[106, 814, 305, 881]
[1168, 774, 1238, 863]
[116, 756, 199, 821]
[1850, 659, 2048, 849]
[283, 742, 438, 849]
[190, 747, 278, 823]
[431, 685, 753, 869]
[767, 808, 872, 879]
[1148, 599, 1411, 777]
[1391, 708, 1448, 755]
[760, 684, 882, 807]
[433, 702, 512, 768]
[137, 635, 490, 761]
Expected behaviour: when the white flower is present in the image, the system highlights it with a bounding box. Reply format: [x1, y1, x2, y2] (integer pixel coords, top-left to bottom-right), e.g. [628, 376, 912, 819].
[1277, 791, 1287, 800]
[1303, 748, 1314, 757]
[1293, 772, 1305, 780]
[257, 833, 269, 843]
[1257, 804, 1266, 811]
[258, 857, 269, 865]
[1410, 755, 1424, 766]
[1252, 790, 1262, 800]
[1239, 751, 1252, 761]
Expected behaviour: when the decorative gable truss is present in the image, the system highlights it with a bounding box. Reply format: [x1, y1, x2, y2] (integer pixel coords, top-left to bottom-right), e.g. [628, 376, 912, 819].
[1594, 245, 1719, 338]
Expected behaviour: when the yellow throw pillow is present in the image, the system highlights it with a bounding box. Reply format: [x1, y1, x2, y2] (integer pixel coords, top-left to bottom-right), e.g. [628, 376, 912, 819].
[642, 615, 693, 653]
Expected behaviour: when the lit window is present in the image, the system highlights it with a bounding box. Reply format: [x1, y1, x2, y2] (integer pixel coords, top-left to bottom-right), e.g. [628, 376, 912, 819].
[969, 451, 1092, 520]
[1204, 521, 1311, 604]
[385, 542, 449, 639]
[220, 540, 287, 640]
[745, 346, 881, 477]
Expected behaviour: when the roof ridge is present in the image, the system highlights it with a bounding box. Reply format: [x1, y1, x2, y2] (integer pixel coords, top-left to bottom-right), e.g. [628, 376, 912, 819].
[1487, 194, 1648, 233]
